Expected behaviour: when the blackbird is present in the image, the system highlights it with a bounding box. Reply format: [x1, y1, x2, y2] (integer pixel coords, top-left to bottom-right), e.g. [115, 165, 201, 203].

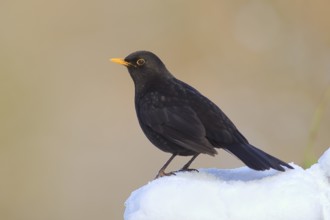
[111, 51, 293, 178]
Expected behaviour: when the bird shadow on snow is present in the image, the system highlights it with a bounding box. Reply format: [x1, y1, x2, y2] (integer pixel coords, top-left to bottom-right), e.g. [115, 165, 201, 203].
[197, 166, 284, 182]
[149, 163, 300, 185]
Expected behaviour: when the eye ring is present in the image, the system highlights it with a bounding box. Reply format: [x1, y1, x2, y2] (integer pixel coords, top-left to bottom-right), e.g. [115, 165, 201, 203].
[136, 59, 145, 66]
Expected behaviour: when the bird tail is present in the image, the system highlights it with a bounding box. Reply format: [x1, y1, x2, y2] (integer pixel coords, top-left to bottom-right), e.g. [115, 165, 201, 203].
[226, 144, 293, 171]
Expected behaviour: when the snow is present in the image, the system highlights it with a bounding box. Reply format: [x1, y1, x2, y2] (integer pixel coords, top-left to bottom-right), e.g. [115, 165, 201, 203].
[124, 148, 330, 220]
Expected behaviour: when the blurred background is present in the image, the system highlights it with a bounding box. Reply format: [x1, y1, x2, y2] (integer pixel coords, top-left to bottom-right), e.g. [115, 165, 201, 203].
[1, 0, 329, 219]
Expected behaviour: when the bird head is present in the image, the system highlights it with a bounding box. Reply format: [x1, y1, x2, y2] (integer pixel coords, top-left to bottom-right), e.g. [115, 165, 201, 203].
[110, 51, 173, 86]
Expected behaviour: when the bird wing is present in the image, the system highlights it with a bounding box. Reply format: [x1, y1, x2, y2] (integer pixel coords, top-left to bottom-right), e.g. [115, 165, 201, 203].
[139, 104, 217, 156]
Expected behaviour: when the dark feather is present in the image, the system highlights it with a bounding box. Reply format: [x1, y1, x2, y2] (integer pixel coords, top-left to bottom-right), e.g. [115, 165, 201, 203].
[139, 104, 217, 156]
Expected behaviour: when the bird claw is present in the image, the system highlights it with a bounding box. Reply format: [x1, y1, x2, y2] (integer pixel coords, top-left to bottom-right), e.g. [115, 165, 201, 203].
[155, 168, 199, 179]
[154, 170, 176, 179]
[177, 168, 199, 173]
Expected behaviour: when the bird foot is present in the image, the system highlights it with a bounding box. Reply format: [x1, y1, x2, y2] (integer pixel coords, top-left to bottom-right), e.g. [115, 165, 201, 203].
[154, 168, 198, 179]
[177, 168, 199, 173]
[154, 170, 176, 179]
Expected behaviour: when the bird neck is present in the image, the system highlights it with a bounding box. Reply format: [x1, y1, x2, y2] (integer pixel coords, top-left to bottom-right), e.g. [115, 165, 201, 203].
[131, 69, 174, 93]
[133, 74, 174, 100]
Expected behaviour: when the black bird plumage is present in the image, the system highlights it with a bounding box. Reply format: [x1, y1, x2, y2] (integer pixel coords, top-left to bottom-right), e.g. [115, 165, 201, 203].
[111, 51, 293, 178]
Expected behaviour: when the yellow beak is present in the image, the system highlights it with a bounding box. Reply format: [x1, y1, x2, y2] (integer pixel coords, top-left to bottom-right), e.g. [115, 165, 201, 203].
[110, 58, 131, 67]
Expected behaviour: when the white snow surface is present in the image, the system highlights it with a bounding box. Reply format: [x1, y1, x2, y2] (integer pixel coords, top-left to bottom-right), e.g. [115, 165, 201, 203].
[124, 148, 330, 220]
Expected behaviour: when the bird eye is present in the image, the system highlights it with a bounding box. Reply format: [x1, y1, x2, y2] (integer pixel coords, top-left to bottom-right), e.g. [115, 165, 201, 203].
[136, 59, 145, 66]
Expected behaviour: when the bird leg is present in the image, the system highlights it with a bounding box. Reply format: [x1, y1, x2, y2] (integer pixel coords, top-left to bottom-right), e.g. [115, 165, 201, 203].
[178, 154, 199, 173]
[155, 154, 177, 179]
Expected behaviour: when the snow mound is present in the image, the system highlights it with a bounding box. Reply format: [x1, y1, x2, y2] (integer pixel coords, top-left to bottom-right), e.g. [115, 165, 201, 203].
[125, 148, 330, 220]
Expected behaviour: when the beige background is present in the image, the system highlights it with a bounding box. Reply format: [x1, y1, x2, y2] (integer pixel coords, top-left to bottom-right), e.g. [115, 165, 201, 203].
[1, 1, 329, 220]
